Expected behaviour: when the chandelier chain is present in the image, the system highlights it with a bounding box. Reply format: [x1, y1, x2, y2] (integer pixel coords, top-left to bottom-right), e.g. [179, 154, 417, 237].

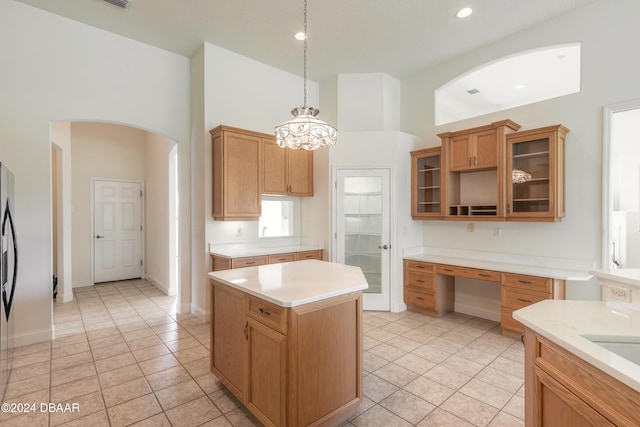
[303, 0, 308, 108]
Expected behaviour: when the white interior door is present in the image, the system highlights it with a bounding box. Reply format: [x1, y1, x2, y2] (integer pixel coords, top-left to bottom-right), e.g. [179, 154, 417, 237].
[335, 169, 391, 311]
[94, 180, 143, 283]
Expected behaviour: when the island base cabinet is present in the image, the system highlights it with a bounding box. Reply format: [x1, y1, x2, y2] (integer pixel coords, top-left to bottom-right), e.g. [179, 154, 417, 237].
[247, 318, 287, 427]
[524, 328, 639, 427]
[210, 280, 363, 427]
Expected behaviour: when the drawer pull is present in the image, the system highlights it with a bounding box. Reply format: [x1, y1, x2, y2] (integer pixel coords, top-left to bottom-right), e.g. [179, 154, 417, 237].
[416, 279, 425, 283]
[518, 280, 533, 285]
[479, 273, 491, 277]
[278, 258, 287, 261]
[416, 297, 425, 301]
[415, 265, 425, 269]
[444, 268, 454, 272]
[246, 261, 255, 265]
[259, 308, 271, 316]
[517, 298, 533, 303]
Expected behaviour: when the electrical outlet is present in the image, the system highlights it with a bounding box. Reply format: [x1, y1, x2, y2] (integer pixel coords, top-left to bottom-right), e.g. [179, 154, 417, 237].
[609, 285, 632, 303]
[467, 223, 474, 232]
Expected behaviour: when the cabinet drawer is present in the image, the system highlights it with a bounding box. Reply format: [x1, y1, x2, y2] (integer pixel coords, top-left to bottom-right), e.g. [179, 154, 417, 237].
[436, 264, 500, 282]
[268, 253, 296, 264]
[405, 288, 435, 310]
[502, 272, 551, 293]
[231, 256, 268, 269]
[501, 308, 525, 333]
[404, 260, 436, 273]
[405, 271, 435, 291]
[501, 286, 549, 309]
[247, 295, 287, 334]
[296, 250, 322, 261]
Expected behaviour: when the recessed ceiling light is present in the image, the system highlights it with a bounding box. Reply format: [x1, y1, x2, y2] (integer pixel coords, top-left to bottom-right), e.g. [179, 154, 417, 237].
[467, 88, 479, 94]
[294, 31, 306, 41]
[456, 7, 473, 19]
[516, 84, 525, 89]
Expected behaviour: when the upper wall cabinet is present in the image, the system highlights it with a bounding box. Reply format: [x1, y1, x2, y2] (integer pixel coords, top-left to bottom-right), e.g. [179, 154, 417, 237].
[210, 126, 263, 221]
[412, 120, 568, 222]
[411, 147, 443, 219]
[506, 125, 569, 222]
[440, 120, 521, 220]
[262, 139, 313, 197]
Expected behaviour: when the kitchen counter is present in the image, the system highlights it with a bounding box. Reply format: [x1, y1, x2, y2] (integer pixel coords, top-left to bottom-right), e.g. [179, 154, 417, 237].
[209, 238, 323, 258]
[207, 259, 368, 307]
[209, 259, 365, 426]
[514, 300, 640, 392]
[403, 247, 592, 281]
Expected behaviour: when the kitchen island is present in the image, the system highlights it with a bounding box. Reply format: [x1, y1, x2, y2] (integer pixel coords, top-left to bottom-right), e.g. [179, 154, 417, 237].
[208, 260, 367, 427]
[514, 300, 640, 426]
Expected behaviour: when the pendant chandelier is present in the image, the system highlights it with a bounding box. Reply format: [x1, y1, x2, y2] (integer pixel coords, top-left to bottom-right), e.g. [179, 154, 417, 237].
[275, 0, 337, 150]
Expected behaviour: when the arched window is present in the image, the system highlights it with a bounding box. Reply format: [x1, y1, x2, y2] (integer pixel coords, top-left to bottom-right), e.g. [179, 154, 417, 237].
[435, 43, 581, 125]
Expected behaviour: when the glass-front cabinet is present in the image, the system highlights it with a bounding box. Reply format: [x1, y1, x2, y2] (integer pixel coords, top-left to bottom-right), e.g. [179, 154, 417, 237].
[411, 147, 442, 219]
[506, 125, 569, 221]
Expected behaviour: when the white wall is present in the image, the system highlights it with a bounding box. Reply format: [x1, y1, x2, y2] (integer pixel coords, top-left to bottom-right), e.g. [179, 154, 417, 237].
[71, 122, 146, 286]
[0, 0, 190, 346]
[145, 133, 177, 293]
[192, 42, 326, 318]
[400, 0, 640, 301]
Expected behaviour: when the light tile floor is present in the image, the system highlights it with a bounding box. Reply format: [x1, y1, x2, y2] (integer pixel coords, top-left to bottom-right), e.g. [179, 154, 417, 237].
[0, 280, 525, 426]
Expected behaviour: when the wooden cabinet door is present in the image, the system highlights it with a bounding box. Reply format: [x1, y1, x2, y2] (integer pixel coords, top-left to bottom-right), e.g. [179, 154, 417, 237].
[262, 138, 288, 195]
[211, 127, 262, 220]
[246, 318, 287, 427]
[449, 134, 473, 171]
[533, 365, 615, 426]
[473, 128, 498, 169]
[288, 148, 313, 196]
[211, 283, 246, 399]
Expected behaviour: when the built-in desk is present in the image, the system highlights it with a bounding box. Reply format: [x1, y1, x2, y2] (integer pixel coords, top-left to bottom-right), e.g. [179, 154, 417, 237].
[403, 248, 592, 335]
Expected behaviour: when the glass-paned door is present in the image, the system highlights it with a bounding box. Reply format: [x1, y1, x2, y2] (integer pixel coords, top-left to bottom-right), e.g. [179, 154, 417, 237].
[335, 169, 390, 311]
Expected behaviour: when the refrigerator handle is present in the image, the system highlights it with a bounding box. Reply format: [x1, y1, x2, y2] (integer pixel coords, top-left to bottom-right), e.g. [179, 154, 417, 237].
[2, 200, 17, 320]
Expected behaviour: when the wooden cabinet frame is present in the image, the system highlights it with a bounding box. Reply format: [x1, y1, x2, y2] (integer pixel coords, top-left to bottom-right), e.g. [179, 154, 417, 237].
[210, 281, 363, 427]
[411, 120, 570, 223]
[262, 138, 313, 197]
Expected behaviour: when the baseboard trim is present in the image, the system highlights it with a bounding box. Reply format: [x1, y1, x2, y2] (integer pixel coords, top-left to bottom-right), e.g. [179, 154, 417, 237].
[454, 303, 500, 322]
[10, 327, 53, 348]
[72, 280, 93, 288]
[191, 303, 209, 321]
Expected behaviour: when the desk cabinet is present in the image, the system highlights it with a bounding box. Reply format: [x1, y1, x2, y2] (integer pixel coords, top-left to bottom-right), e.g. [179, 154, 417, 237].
[403, 261, 566, 335]
[403, 260, 454, 316]
[501, 273, 564, 334]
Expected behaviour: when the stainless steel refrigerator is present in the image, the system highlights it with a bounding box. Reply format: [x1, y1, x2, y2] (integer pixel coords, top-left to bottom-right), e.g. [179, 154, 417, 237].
[0, 162, 17, 401]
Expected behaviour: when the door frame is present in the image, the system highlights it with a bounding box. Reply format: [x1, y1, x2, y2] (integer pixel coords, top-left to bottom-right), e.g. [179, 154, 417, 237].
[332, 167, 392, 311]
[602, 99, 640, 268]
[90, 177, 145, 284]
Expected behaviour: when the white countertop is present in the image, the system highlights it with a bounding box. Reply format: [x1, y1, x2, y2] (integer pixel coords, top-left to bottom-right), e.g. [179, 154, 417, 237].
[589, 268, 640, 288]
[404, 255, 591, 281]
[207, 260, 368, 307]
[514, 300, 640, 392]
[209, 238, 324, 258]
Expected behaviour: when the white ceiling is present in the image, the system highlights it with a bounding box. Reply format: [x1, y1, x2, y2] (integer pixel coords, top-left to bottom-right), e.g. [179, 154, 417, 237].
[16, 0, 594, 83]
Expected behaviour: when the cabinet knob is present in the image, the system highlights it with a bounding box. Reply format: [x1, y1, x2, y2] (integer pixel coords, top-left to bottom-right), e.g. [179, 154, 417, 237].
[378, 244, 390, 250]
[96, 235, 105, 239]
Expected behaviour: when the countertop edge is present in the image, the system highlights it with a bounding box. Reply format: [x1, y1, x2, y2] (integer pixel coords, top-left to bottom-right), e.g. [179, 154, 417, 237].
[514, 301, 640, 393]
[404, 254, 591, 281]
[210, 244, 324, 258]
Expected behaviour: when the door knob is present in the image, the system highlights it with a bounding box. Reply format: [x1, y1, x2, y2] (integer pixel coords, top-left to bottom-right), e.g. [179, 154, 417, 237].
[96, 235, 105, 239]
[378, 244, 390, 250]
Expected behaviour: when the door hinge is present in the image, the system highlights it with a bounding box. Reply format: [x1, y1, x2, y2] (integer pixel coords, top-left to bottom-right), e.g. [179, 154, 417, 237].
[335, 232, 337, 240]
[140, 260, 143, 266]
[140, 190, 143, 197]
[140, 225, 142, 231]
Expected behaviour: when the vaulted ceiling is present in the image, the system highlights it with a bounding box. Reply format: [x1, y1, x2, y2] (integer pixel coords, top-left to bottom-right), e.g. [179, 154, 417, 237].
[16, 0, 594, 82]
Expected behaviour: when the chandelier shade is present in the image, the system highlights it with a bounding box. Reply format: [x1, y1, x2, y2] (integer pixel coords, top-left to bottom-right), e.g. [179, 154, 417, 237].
[275, 107, 337, 150]
[274, 0, 337, 150]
